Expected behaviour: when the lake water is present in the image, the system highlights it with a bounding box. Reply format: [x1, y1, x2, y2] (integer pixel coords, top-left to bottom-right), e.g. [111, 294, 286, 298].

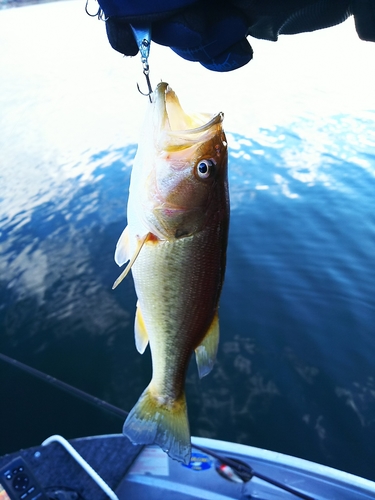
[1, 0, 375, 482]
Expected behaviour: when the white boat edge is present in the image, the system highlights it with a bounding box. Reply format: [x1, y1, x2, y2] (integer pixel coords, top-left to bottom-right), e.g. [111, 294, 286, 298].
[191, 436, 375, 492]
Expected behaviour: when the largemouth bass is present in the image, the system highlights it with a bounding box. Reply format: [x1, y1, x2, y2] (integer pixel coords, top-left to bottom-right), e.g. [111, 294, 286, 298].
[113, 82, 229, 464]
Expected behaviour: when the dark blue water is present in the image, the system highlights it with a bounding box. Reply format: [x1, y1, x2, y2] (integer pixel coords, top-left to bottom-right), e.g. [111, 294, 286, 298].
[1, 105, 374, 481]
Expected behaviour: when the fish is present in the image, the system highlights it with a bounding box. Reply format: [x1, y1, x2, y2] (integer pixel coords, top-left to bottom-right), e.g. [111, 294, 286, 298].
[113, 82, 229, 464]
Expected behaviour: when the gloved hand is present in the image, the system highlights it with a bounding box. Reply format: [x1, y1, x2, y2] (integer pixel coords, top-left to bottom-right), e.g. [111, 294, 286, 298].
[96, 0, 375, 72]
[98, 0, 253, 71]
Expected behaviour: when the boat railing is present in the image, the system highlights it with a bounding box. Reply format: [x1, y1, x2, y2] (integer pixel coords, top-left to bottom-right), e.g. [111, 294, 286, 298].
[42, 434, 119, 500]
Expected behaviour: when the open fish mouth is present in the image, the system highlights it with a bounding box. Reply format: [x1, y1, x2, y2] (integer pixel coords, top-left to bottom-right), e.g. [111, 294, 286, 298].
[153, 82, 224, 146]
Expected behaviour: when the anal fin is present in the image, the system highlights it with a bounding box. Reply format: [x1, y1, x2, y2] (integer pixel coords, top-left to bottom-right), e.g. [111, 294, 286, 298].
[195, 312, 219, 379]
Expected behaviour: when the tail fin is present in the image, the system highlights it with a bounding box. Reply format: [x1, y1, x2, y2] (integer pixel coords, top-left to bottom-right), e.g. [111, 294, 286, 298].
[123, 385, 191, 464]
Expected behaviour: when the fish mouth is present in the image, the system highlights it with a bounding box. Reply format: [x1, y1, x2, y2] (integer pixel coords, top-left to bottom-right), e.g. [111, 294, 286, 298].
[152, 82, 223, 147]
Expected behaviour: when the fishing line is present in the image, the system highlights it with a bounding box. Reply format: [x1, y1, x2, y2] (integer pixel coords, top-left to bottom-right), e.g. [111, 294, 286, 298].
[0, 352, 127, 420]
[0, 352, 315, 499]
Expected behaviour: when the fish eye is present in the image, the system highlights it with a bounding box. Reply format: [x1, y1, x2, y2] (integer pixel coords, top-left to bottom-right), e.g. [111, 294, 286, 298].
[197, 159, 214, 179]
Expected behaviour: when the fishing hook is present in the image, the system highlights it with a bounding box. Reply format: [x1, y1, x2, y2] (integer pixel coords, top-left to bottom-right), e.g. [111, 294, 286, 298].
[85, 0, 100, 17]
[131, 24, 153, 102]
[85, 0, 108, 21]
[98, 8, 109, 21]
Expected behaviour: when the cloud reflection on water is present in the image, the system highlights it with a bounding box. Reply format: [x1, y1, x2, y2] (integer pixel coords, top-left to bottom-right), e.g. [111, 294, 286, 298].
[229, 112, 375, 212]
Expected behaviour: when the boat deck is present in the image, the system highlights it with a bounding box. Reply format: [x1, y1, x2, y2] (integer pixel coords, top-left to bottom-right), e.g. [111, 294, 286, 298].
[1, 434, 375, 499]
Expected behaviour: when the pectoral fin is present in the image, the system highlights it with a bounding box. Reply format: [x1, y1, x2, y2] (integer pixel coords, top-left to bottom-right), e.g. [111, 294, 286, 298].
[112, 232, 150, 290]
[195, 312, 219, 379]
[114, 226, 130, 267]
[135, 302, 149, 354]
